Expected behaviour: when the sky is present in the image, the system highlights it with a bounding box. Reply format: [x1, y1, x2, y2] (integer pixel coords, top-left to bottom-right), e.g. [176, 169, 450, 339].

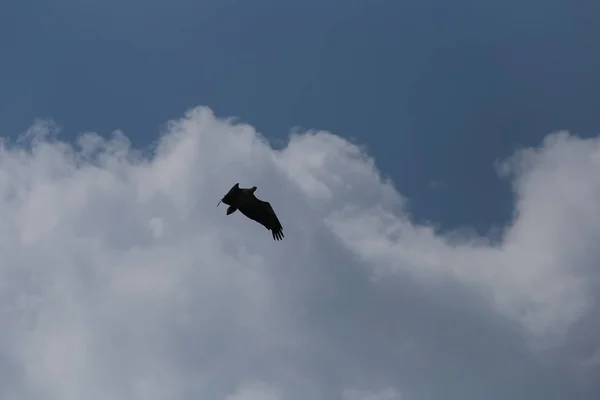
[1, 0, 600, 399]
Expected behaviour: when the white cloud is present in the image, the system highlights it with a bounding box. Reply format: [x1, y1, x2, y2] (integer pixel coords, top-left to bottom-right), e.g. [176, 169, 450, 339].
[0, 106, 598, 399]
[327, 130, 600, 345]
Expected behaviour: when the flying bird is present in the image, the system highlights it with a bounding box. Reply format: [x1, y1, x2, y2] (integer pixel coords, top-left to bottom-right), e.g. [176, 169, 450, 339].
[217, 183, 285, 241]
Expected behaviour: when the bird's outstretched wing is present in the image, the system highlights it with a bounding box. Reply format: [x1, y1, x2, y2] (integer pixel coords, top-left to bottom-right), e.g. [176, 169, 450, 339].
[239, 198, 284, 241]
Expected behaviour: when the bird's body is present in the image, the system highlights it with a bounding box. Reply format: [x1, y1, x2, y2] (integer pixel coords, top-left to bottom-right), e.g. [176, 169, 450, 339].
[217, 183, 284, 241]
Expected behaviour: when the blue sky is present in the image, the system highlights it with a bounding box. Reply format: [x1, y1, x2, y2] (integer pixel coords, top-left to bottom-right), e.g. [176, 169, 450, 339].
[3, 0, 598, 233]
[2, 1, 600, 399]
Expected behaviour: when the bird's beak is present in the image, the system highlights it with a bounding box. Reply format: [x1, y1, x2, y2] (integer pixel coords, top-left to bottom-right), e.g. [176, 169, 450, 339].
[217, 200, 222, 207]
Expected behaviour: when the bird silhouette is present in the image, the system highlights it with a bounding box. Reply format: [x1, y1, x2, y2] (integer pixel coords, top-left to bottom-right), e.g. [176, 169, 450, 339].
[217, 183, 284, 241]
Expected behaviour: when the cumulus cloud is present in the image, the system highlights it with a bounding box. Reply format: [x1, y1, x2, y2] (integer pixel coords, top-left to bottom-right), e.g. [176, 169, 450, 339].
[0, 106, 598, 399]
[328, 131, 600, 345]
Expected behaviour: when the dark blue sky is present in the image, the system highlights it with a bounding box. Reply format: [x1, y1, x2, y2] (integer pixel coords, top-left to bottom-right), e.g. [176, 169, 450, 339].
[2, 0, 599, 234]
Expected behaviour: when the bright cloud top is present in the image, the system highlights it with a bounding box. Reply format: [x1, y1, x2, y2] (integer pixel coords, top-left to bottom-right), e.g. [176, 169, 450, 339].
[0, 106, 598, 399]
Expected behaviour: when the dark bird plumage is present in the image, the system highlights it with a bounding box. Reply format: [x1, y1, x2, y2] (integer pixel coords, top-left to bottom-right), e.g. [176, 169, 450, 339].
[217, 183, 285, 241]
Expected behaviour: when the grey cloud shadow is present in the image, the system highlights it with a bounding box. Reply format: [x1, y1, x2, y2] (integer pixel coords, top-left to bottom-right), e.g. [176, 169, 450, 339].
[264, 229, 593, 400]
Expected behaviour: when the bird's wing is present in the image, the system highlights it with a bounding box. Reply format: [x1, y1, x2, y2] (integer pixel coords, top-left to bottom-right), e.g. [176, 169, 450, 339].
[239, 198, 284, 240]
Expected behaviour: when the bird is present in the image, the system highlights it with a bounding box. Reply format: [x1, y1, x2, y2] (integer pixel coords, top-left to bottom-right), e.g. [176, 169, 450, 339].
[217, 183, 285, 241]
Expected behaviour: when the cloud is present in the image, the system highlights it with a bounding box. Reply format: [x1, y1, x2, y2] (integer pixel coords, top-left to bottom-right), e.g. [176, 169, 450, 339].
[328, 130, 600, 345]
[0, 106, 598, 399]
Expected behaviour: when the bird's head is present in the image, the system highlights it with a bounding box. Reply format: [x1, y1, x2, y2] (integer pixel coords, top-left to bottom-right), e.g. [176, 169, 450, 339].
[217, 182, 241, 207]
[251, 186, 257, 193]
